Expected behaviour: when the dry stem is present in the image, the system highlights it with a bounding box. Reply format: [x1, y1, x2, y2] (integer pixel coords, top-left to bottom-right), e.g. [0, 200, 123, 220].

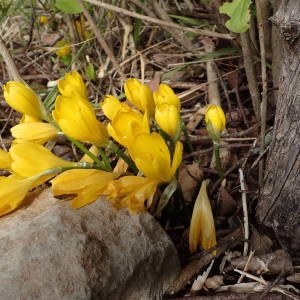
[83, 0, 233, 40]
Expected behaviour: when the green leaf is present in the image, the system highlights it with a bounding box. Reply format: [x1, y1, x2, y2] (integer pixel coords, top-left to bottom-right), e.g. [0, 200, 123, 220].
[55, 0, 82, 14]
[85, 62, 95, 80]
[219, 0, 252, 33]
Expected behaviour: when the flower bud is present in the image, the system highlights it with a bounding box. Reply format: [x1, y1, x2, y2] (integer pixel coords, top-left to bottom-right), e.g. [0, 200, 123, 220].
[205, 104, 226, 140]
[3, 81, 47, 120]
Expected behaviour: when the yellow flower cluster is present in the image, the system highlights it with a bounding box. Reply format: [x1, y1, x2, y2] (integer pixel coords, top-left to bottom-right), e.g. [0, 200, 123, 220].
[1, 71, 227, 254]
[0, 72, 183, 216]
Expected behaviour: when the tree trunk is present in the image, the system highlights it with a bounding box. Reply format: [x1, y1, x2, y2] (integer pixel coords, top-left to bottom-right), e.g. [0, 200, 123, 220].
[257, 0, 300, 258]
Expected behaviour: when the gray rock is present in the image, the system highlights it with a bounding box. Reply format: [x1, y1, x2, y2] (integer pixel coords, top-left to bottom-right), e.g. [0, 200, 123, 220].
[0, 188, 180, 300]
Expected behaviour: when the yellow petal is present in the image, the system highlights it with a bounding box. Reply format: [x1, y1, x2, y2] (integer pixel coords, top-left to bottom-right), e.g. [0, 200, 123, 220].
[9, 142, 75, 177]
[107, 110, 149, 148]
[0, 149, 11, 169]
[129, 132, 181, 182]
[53, 95, 108, 147]
[205, 104, 226, 139]
[189, 179, 216, 253]
[0, 175, 38, 216]
[3, 81, 47, 120]
[51, 169, 116, 209]
[58, 71, 87, 98]
[124, 78, 155, 116]
[104, 176, 160, 213]
[155, 103, 180, 138]
[11, 122, 58, 144]
[153, 83, 181, 109]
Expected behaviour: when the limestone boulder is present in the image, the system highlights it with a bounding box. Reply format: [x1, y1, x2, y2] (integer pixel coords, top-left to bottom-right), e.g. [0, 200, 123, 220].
[0, 188, 180, 300]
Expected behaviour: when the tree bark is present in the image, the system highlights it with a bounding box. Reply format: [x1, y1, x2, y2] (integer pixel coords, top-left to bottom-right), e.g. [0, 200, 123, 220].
[257, 0, 300, 258]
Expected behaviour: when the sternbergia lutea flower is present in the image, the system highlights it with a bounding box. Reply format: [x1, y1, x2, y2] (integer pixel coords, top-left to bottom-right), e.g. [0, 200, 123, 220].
[107, 110, 150, 148]
[51, 169, 117, 209]
[155, 103, 180, 139]
[189, 179, 216, 253]
[3, 81, 48, 120]
[9, 142, 76, 178]
[11, 122, 59, 144]
[57, 71, 87, 98]
[105, 132, 183, 213]
[205, 104, 226, 140]
[0, 174, 41, 216]
[128, 132, 183, 183]
[124, 78, 155, 117]
[53, 94, 108, 147]
[153, 83, 181, 109]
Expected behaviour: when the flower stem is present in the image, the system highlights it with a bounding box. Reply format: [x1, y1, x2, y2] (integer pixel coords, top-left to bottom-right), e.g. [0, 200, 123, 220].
[108, 142, 139, 174]
[213, 140, 224, 180]
[67, 136, 111, 171]
[180, 118, 193, 153]
[98, 147, 112, 172]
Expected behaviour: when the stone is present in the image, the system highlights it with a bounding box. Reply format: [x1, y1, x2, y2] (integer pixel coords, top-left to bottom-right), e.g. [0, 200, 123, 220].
[0, 188, 180, 300]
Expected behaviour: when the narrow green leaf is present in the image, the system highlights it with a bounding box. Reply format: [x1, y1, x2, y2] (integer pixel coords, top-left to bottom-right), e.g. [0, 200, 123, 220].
[55, 0, 82, 14]
[219, 0, 252, 33]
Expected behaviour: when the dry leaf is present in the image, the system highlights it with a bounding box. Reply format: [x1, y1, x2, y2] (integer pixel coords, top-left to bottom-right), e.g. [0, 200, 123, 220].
[205, 275, 224, 290]
[230, 249, 293, 275]
[249, 228, 273, 255]
[178, 162, 203, 202]
[218, 186, 237, 216]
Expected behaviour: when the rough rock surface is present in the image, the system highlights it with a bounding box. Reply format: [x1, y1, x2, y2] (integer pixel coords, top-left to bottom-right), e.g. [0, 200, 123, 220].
[0, 188, 180, 300]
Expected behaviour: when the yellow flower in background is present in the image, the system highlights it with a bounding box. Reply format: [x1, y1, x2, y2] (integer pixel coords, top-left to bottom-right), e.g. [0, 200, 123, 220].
[53, 95, 108, 147]
[124, 78, 155, 117]
[153, 83, 181, 110]
[189, 179, 216, 253]
[51, 169, 116, 209]
[104, 176, 160, 213]
[107, 110, 150, 148]
[101, 95, 134, 121]
[9, 142, 75, 178]
[11, 122, 58, 144]
[0, 174, 39, 217]
[205, 104, 226, 140]
[38, 15, 49, 25]
[3, 81, 47, 120]
[155, 103, 180, 139]
[128, 132, 183, 183]
[0, 149, 11, 169]
[58, 71, 87, 99]
[55, 40, 71, 57]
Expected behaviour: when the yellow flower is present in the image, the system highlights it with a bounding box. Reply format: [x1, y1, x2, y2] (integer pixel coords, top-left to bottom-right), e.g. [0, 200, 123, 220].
[153, 83, 181, 110]
[38, 15, 49, 25]
[124, 78, 155, 116]
[53, 95, 108, 147]
[0, 149, 11, 169]
[189, 179, 216, 253]
[205, 104, 226, 140]
[55, 40, 71, 57]
[128, 132, 183, 183]
[11, 122, 58, 144]
[155, 103, 180, 139]
[104, 176, 160, 213]
[9, 142, 75, 177]
[58, 71, 87, 99]
[107, 110, 150, 148]
[20, 115, 40, 123]
[3, 81, 47, 120]
[0, 174, 39, 216]
[101, 95, 134, 121]
[51, 169, 116, 209]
